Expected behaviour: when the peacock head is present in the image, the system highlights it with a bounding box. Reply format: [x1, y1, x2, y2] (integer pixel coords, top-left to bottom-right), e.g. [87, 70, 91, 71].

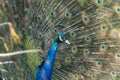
[56, 33, 70, 45]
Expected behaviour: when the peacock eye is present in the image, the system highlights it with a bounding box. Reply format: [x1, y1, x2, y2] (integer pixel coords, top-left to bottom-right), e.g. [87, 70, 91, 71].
[63, 37, 66, 41]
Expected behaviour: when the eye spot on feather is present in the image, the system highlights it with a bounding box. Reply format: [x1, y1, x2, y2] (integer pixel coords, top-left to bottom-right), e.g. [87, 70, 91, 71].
[83, 49, 90, 56]
[16, 17, 19, 21]
[99, 44, 107, 52]
[79, 65, 86, 72]
[91, 74, 97, 79]
[55, 62, 61, 69]
[97, 0, 101, 4]
[94, 0, 103, 8]
[115, 53, 120, 59]
[85, 35, 92, 43]
[70, 31, 77, 39]
[50, 12, 54, 16]
[65, 56, 72, 64]
[71, 46, 78, 54]
[102, 26, 105, 29]
[111, 71, 116, 76]
[50, 11, 56, 17]
[102, 45, 104, 48]
[117, 54, 120, 58]
[65, 12, 72, 18]
[83, 17, 87, 21]
[5, 1, 9, 8]
[81, 14, 89, 25]
[66, 13, 69, 17]
[53, 28, 59, 35]
[100, 24, 108, 31]
[25, 8, 29, 15]
[117, 8, 120, 12]
[114, 5, 120, 16]
[14, 15, 19, 22]
[96, 61, 102, 66]
[38, 32, 43, 40]
[37, 15, 41, 21]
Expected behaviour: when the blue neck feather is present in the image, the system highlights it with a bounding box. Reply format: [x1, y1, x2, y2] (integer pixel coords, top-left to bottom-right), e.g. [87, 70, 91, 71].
[36, 40, 59, 80]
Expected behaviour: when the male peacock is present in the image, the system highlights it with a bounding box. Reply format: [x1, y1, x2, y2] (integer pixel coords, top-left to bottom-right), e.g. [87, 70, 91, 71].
[36, 33, 70, 80]
[0, 0, 120, 80]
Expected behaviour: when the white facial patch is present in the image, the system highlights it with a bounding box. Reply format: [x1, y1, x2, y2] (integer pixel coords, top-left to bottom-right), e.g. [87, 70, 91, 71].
[59, 36, 63, 41]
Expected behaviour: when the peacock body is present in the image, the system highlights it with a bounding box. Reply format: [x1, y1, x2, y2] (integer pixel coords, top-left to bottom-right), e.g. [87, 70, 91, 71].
[0, 0, 120, 80]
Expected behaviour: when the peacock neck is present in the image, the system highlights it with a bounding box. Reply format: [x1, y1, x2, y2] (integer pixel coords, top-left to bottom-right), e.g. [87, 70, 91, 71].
[36, 40, 59, 80]
[46, 40, 59, 62]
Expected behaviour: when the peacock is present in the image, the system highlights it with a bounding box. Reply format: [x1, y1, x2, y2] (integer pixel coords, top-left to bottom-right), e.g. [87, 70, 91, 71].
[36, 33, 70, 80]
[0, 0, 120, 80]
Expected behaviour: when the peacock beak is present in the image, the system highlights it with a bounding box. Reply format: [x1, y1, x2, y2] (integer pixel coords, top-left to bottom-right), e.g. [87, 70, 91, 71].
[65, 40, 70, 45]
